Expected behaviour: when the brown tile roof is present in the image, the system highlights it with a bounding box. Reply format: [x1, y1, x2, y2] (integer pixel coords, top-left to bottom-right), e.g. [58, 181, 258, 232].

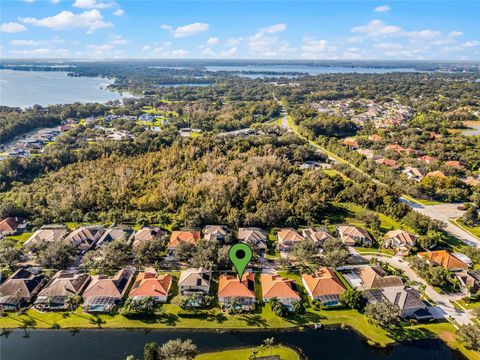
[337, 225, 372, 245]
[133, 227, 166, 247]
[385, 144, 406, 153]
[82, 268, 134, 300]
[302, 267, 346, 297]
[368, 134, 382, 142]
[444, 161, 464, 169]
[385, 230, 418, 247]
[426, 171, 447, 179]
[218, 272, 256, 299]
[261, 274, 300, 300]
[178, 268, 211, 287]
[37, 271, 91, 298]
[168, 230, 201, 248]
[418, 155, 437, 164]
[418, 250, 470, 270]
[277, 228, 305, 243]
[0, 268, 45, 300]
[302, 228, 333, 243]
[238, 228, 268, 250]
[0, 217, 23, 233]
[375, 158, 400, 169]
[356, 266, 404, 289]
[128, 272, 172, 298]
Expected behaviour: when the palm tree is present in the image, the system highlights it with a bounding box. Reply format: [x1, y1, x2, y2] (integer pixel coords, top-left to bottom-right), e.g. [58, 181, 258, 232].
[263, 337, 275, 359]
[225, 297, 240, 315]
[65, 295, 81, 313]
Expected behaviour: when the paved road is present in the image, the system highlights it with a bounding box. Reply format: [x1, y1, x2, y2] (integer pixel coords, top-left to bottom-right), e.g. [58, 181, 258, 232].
[363, 254, 473, 326]
[400, 198, 480, 247]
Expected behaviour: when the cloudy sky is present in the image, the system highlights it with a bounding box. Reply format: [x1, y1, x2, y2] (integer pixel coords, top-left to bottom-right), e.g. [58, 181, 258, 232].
[1, 0, 479, 60]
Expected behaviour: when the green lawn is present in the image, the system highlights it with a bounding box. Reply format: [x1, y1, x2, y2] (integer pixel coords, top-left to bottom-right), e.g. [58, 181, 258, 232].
[402, 195, 444, 206]
[6, 232, 33, 247]
[456, 298, 480, 310]
[196, 346, 299, 360]
[453, 219, 480, 240]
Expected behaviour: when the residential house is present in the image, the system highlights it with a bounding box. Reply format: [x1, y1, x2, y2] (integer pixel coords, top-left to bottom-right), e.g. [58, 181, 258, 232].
[132, 227, 166, 248]
[383, 230, 419, 254]
[343, 266, 403, 290]
[64, 225, 104, 252]
[380, 286, 432, 320]
[375, 158, 400, 170]
[368, 134, 382, 142]
[418, 155, 437, 165]
[0, 217, 26, 236]
[95, 226, 134, 248]
[203, 225, 228, 242]
[342, 138, 358, 149]
[277, 228, 305, 255]
[426, 171, 447, 179]
[418, 250, 470, 271]
[301, 227, 334, 246]
[302, 267, 346, 306]
[261, 274, 300, 307]
[444, 161, 465, 170]
[455, 270, 480, 296]
[337, 225, 373, 247]
[128, 271, 173, 303]
[402, 167, 425, 181]
[238, 227, 268, 257]
[82, 268, 135, 313]
[178, 268, 211, 296]
[385, 144, 406, 154]
[34, 271, 91, 311]
[0, 269, 46, 310]
[357, 149, 375, 159]
[218, 272, 256, 311]
[167, 230, 201, 255]
[24, 225, 68, 246]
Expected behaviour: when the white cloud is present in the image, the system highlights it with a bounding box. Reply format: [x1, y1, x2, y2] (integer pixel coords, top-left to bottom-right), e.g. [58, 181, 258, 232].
[225, 37, 242, 46]
[373, 42, 402, 50]
[347, 36, 364, 43]
[352, 19, 402, 37]
[51, 0, 61, 4]
[259, 23, 287, 34]
[87, 43, 113, 51]
[463, 40, 479, 47]
[113, 9, 124, 16]
[170, 49, 189, 57]
[374, 5, 390, 13]
[201, 47, 215, 56]
[1, 22, 28, 33]
[10, 39, 42, 46]
[23, 0, 35, 3]
[206, 37, 219, 45]
[301, 37, 337, 58]
[20, 10, 112, 33]
[9, 47, 71, 57]
[408, 30, 441, 41]
[220, 47, 237, 57]
[449, 31, 463, 38]
[73, 0, 116, 9]
[161, 22, 209, 38]
[142, 45, 152, 52]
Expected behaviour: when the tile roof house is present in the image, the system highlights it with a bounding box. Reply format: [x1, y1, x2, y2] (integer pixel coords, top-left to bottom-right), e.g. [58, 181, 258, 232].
[379, 286, 431, 319]
[128, 272, 172, 303]
[261, 274, 300, 307]
[402, 167, 425, 181]
[203, 225, 228, 242]
[95, 226, 134, 248]
[301, 227, 334, 246]
[426, 171, 447, 179]
[444, 161, 465, 169]
[342, 138, 359, 149]
[418, 155, 437, 165]
[168, 230, 201, 251]
[218, 272, 256, 311]
[375, 158, 400, 170]
[302, 267, 346, 306]
[132, 227, 167, 248]
[238, 227, 268, 256]
[24, 225, 68, 246]
[64, 225, 104, 251]
[337, 225, 373, 247]
[418, 250, 470, 271]
[82, 268, 134, 313]
[277, 228, 305, 254]
[346, 266, 404, 290]
[385, 144, 406, 154]
[455, 270, 480, 296]
[34, 271, 91, 311]
[0, 217, 26, 236]
[383, 230, 419, 254]
[368, 134, 383, 142]
[178, 268, 211, 296]
[0, 268, 46, 310]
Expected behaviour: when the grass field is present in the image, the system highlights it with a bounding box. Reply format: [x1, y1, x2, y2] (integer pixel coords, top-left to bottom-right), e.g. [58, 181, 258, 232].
[196, 345, 299, 360]
[454, 219, 480, 240]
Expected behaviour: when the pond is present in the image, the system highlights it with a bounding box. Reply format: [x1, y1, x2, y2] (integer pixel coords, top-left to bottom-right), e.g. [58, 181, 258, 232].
[0, 328, 463, 360]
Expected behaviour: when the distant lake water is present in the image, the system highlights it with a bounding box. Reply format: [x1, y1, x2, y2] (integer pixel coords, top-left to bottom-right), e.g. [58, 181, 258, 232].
[0, 70, 132, 108]
[205, 65, 420, 78]
[0, 328, 461, 360]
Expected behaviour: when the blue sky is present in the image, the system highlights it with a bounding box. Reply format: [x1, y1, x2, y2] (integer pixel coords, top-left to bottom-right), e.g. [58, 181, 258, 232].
[1, 0, 479, 60]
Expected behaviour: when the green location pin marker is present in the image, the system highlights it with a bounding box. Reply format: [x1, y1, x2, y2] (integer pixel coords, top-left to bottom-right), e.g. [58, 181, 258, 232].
[229, 243, 253, 281]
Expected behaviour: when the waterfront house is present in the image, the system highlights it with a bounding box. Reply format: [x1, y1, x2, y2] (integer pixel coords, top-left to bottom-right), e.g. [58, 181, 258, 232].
[0, 269, 46, 311]
[277, 228, 305, 255]
[380, 286, 432, 320]
[383, 230, 419, 254]
[218, 272, 256, 311]
[24, 225, 68, 246]
[238, 227, 268, 257]
[128, 272, 172, 303]
[302, 267, 346, 306]
[167, 230, 201, 255]
[132, 227, 166, 248]
[203, 225, 228, 242]
[64, 225, 104, 252]
[336, 225, 373, 247]
[95, 226, 134, 248]
[82, 268, 134, 313]
[178, 268, 211, 296]
[418, 250, 470, 271]
[34, 271, 91, 311]
[261, 274, 300, 307]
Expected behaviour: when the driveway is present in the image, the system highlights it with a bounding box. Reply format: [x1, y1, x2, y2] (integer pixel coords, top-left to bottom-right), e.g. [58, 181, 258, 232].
[364, 254, 473, 326]
[400, 198, 480, 247]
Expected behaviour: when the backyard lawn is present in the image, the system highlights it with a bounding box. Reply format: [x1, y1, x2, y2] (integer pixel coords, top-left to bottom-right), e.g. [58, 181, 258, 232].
[196, 346, 299, 360]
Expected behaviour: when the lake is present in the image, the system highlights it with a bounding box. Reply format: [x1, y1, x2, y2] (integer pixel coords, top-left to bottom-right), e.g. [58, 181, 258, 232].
[0, 328, 462, 360]
[205, 65, 420, 78]
[0, 70, 132, 108]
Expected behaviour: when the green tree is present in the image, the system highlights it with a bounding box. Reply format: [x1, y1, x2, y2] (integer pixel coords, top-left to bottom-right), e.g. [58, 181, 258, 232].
[0, 239, 23, 269]
[262, 337, 275, 359]
[340, 288, 364, 310]
[143, 342, 159, 360]
[365, 302, 400, 329]
[292, 239, 318, 263]
[31, 241, 75, 270]
[458, 324, 480, 351]
[174, 241, 196, 262]
[64, 295, 82, 313]
[291, 300, 306, 315]
[158, 338, 198, 360]
[463, 206, 480, 227]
